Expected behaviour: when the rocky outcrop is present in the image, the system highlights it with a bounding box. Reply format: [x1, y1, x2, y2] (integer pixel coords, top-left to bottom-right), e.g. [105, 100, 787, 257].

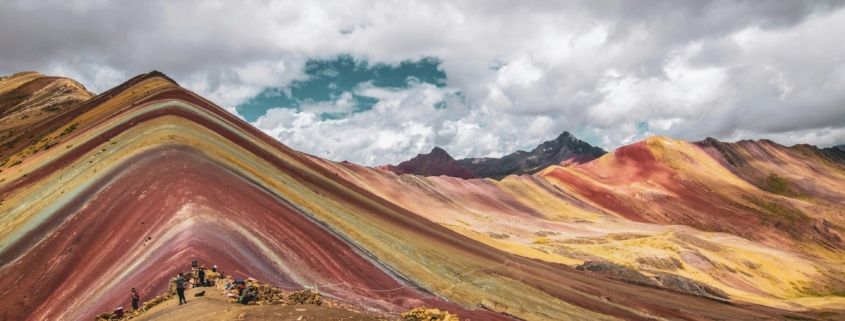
[575, 261, 659, 287]
[825, 145, 845, 164]
[635, 257, 683, 271]
[376, 147, 477, 179]
[576, 261, 729, 300]
[456, 131, 606, 180]
[654, 273, 729, 300]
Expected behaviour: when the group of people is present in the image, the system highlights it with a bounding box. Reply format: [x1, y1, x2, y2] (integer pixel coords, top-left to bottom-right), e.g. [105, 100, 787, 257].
[127, 263, 219, 310]
[225, 279, 258, 305]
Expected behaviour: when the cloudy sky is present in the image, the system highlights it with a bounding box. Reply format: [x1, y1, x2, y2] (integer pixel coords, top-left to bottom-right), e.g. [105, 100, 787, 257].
[2, 0, 844, 165]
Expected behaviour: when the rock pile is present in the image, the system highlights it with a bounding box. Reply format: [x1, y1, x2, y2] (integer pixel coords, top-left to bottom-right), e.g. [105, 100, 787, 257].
[236, 282, 302, 305]
[287, 290, 322, 305]
[185, 268, 222, 286]
[140, 288, 176, 310]
[249, 282, 286, 305]
[401, 307, 459, 321]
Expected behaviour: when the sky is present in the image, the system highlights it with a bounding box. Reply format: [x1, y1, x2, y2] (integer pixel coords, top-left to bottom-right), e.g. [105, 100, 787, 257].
[1, 0, 844, 166]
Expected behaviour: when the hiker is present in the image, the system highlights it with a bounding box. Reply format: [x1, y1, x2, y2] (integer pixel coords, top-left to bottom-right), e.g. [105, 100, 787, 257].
[130, 288, 140, 310]
[173, 272, 188, 305]
[198, 266, 206, 287]
[236, 283, 247, 302]
[230, 284, 245, 303]
[241, 286, 256, 305]
[212, 265, 217, 273]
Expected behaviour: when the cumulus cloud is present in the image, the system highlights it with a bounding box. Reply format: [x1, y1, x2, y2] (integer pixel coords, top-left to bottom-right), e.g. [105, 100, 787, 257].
[1, 0, 844, 165]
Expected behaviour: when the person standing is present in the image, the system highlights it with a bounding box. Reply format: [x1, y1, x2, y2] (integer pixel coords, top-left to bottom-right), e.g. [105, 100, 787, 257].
[198, 266, 206, 287]
[130, 288, 140, 310]
[212, 265, 217, 273]
[173, 273, 188, 305]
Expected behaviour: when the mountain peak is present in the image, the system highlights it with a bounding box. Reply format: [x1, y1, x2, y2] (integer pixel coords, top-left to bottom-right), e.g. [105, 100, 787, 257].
[530, 131, 606, 158]
[375, 146, 476, 179]
[452, 131, 606, 180]
[142, 70, 179, 86]
[556, 131, 574, 140]
[429, 146, 450, 157]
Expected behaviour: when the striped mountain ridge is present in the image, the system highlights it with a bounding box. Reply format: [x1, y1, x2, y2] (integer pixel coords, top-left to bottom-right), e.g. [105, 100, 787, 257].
[317, 135, 845, 315]
[0, 71, 843, 320]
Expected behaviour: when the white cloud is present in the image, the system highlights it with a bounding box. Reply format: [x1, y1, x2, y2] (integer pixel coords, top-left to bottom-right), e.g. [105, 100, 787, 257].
[1, 1, 844, 164]
[299, 91, 358, 115]
[495, 58, 543, 88]
[649, 118, 685, 131]
[250, 81, 548, 165]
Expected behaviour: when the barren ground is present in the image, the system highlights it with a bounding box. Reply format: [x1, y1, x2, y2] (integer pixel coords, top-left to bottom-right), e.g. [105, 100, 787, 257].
[133, 287, 389, 321]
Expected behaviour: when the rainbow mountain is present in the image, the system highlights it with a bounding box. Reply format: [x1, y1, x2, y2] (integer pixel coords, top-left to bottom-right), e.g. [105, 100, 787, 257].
[1, 71, 844, 320]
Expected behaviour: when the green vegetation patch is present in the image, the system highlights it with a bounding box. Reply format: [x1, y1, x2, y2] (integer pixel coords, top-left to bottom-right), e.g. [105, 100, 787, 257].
[3, 135, 22, 149]
[818, 311, 840, 318]
[760, 172, 802, 197]
[743, 195, 809, 223]
[60, 122, 79, 136]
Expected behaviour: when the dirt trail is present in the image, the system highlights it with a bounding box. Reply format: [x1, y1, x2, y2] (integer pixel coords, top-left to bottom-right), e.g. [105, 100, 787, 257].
[132, 288, 387, 321]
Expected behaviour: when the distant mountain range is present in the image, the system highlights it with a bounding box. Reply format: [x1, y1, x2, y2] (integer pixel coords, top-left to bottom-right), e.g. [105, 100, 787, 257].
[377, 131, 606, 180]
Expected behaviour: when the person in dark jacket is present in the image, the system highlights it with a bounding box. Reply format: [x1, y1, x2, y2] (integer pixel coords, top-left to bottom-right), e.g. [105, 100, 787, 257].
[198, 266, 206, 287]
[241, 286, 256, 305]
[173, 273, 188, 305]
[130, 288, 140, 310]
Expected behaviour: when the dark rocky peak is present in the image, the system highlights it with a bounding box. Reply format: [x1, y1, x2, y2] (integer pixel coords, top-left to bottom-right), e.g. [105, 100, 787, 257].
[376, 131, 606, 180]
[428, 146, 451, 158]
[531, 131, 605, 157]
[697, 137, 748, 168]
[375, 146, 477, 179]
[822, 144, 845, 165]
[456, 131, 606, 180]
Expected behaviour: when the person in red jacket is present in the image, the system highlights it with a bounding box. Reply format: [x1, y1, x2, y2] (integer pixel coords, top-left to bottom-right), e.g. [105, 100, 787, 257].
[130, 288, 141, 310]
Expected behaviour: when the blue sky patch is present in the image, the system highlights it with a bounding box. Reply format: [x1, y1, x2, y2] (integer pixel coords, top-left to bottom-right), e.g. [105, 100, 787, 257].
[637, 121, 649, 135]
[237, 55, 448, 122]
